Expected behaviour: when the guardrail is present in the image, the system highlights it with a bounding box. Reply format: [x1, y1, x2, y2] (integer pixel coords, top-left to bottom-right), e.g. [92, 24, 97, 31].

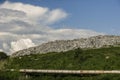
[8, 69, 120, 74]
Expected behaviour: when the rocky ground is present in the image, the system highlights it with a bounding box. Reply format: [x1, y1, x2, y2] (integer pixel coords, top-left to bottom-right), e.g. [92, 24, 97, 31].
[12, 35, 120, 57]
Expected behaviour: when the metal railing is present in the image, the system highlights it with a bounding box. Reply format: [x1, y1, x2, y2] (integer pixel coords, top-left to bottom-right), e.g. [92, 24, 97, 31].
[8, 69, 120, 74]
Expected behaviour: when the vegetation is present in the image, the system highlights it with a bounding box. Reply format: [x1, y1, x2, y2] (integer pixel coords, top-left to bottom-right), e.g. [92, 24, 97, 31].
[0, 52, 8, 60]
[1, 47, 120, 80]
[0, 52, 8, 70]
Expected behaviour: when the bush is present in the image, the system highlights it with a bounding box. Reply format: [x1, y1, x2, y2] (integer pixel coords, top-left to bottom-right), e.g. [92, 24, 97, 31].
[0, 52, 8, 60]
[74, 48, 83, 58]
[0, 71, 20, 80]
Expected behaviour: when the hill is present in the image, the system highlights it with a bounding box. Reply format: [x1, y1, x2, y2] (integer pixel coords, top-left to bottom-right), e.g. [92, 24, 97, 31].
[12, 35, 120, 57]
[2, 46, 120, 80]
[0, 52, 8, 70]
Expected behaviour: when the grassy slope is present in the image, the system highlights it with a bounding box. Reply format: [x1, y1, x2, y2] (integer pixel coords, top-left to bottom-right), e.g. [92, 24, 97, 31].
[2, 47, 120, 80]
[6, 47, 120, 70]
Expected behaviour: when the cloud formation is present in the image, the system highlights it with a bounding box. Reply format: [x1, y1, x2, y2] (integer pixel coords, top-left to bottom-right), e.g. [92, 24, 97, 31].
[10, 39, 35, 53]
[0, 1, 104, 54]
[0, 1, 67, 24]
[0, 49, 3, 52]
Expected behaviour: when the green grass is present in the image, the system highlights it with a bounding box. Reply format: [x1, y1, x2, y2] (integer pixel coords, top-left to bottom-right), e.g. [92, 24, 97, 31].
[6, 47, 120, 70]
[1, 47, 120, 80]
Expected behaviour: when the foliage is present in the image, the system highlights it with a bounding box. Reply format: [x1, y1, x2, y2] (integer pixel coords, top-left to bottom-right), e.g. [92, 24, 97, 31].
[0, 52, 8, 70]
[2, 47, 120, 80]
[0, 71, 21, 80]
[0, 52, 8, 60]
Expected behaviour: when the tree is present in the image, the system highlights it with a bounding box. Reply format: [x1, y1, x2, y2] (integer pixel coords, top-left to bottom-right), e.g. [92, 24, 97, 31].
[74, 48, 83, 58]
[0, 52, 8, 60]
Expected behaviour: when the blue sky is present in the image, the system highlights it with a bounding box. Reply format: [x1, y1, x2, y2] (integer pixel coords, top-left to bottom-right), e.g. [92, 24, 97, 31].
[1, 0, 119, 35]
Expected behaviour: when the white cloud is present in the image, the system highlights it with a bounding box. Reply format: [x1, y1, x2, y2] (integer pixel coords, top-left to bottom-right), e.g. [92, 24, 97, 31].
[0, 49, 3, 52]
[0, 1, 105, 54]
[3, 43, 9, 50]
[0, 1, 48, 18]
[47, 9, 67, 23]
[0, 1, 67, 24]
[0, 8, 26, 23]
[10, 39, 35, 53]
[43, 29, 104, 41]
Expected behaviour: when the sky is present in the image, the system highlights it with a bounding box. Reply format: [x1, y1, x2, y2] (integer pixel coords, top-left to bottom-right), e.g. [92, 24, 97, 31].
[0, 0, 120, 54]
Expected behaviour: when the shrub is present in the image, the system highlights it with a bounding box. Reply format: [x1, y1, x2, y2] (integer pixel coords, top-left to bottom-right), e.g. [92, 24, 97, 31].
[0, 52, 8, 60]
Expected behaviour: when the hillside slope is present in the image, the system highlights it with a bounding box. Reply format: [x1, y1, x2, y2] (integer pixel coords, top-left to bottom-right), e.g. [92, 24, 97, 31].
[7, 47, 120, 70]
[3, 47, 120, 80]
[12, 35, 120, 57]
